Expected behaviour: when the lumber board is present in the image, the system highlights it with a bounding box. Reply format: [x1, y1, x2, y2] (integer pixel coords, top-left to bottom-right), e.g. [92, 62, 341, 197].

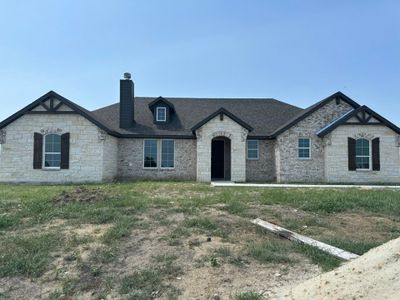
[251, 218, 360, 261]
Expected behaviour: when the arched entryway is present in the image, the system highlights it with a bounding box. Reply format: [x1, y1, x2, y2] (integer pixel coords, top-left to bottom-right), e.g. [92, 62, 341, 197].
[211, 136, 231, 180]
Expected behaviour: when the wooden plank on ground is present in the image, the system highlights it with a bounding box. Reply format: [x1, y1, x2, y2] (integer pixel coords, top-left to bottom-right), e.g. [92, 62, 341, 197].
[251, 218, 360, 261]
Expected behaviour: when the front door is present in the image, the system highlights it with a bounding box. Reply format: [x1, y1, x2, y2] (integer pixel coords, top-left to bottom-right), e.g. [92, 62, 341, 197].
[211, 140, 225, 179]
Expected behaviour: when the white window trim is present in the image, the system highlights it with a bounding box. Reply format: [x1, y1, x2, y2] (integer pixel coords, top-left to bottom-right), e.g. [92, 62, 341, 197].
[247, 140, 259, 160]
[43, 134, 61, 170]
[143, 139, 176, 170]
[355, 138, 372, 171]
[160, 139, 175, 169]
[298, 138, 311, 160]
[143, 139, 158, 169]
[156, 107, 167, 122]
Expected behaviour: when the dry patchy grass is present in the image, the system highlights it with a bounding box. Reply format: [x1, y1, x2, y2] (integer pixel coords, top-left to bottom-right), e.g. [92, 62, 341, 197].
[0, 181, 399, 299]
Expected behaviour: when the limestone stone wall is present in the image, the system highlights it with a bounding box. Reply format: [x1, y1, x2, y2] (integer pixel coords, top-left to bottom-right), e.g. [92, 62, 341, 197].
[325, 125, 400, 183]
[118, 138, 196, 180]
[196, 115, 248, 182]
[102, 133, 119, 181]
[246, 140, 276, 182]
[0, 114, 118, 183]
[275, 99, 354, 182]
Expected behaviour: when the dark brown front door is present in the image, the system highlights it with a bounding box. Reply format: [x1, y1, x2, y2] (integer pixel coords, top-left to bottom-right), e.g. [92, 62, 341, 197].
[211, 140, 225, 179]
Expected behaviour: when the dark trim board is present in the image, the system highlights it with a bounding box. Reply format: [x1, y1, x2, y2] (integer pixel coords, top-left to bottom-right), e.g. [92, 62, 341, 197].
[148, 96, 175, 111]
[0, 91, 121, 137]
[317, 105, 400, 137]
[191, 107, 254, 132]
[26, 111, 79, 115]
[271, 91, 361, 138]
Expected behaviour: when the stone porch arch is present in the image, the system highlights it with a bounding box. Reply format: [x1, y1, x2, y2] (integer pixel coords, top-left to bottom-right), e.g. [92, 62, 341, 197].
[192, 108, 252, 182]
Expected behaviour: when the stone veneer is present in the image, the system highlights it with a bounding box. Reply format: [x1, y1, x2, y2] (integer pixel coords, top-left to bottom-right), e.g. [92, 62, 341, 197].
[118, 138, 196, 180]
[325, 125, 400, 183]
[0, 114, 118, 182]
[275, 99, 354, 182]
[246, 140, 276, 182]
[196, 114, 248, 182]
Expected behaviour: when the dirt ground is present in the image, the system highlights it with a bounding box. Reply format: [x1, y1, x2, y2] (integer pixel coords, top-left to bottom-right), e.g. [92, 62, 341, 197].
[280, 237, 400, 300]
[1, 184, 400, 299]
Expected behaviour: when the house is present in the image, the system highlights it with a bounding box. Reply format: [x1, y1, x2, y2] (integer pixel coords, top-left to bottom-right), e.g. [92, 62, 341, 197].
[0, 73, 400, 183]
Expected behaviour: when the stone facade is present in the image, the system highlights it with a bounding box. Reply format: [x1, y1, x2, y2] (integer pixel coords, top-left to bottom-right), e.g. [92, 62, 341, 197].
[1, 96, 399, 184]
[325, 125, 400, 183]
[118, 138, 197, 180]
[246, 140, 276, 182]
[0, 114, 118, 183]
[275, 99, 354, 182]
[195, 114, 248, 182]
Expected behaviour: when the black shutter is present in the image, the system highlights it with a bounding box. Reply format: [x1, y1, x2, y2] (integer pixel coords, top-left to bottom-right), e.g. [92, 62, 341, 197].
[372, 138, 380, 171]
[348, 137, 356, 171]
[33, 133, 43, 169]
[60, 133, 70, 169]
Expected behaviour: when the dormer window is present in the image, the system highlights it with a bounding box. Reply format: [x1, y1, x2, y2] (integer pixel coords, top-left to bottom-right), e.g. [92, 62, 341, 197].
[149, 97, 174, 124]
[156, 107, 167, 122]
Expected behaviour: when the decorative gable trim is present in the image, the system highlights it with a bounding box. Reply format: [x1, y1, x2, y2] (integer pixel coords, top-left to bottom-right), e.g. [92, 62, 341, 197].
[0, 91, 120, 137]
[271, 91, 360, 138]
[191, 107, 254, 132]
[317, 105, 400, 137]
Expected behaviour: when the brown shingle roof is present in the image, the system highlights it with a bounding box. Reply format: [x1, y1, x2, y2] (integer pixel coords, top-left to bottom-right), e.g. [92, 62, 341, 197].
[91, 97, 304, 138]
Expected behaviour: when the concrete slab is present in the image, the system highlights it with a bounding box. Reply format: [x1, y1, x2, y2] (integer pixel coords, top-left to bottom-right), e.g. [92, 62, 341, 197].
[211, 182, 400, 189]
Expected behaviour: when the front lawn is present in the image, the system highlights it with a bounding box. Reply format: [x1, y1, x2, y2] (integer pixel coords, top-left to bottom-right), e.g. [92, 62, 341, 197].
[0, 182, 399, 299]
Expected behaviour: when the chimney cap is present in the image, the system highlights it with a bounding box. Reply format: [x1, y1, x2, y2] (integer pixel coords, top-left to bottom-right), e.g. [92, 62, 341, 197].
[123, 72, 131, 80]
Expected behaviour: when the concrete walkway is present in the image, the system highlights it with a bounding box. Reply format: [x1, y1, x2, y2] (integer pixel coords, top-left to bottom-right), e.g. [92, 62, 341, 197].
[211, 182, 400, 189]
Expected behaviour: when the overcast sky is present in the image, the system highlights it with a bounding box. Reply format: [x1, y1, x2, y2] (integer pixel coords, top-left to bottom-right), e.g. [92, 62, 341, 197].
[0, 1, 399, 124]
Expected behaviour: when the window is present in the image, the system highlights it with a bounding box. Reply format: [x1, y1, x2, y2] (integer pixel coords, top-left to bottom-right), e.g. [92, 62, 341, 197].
[355, 138, 370, 170]
[144, 139, 158, 168]
[156, 107, 167, 122]
[161, 140, 175, 168]
[298, 138, 311, 159]
[247, 140, 259, 160]
[44, 134, 61, 168]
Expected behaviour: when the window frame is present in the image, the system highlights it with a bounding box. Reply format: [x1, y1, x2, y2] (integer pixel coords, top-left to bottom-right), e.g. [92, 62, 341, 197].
[160, 139, 175, 169]
[298, 137, 311, 160]
[143, 139, 158, 169]
[43, 133, 62, 170]
[247, 140, 259, 160]
[156, 107, 167, 122]
[355, 138, 372, 171]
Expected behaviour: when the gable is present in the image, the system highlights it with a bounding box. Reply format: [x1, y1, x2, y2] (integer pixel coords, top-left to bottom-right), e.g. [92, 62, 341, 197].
[30, 97, 74, 112]
[0, 91, 117, 136]
[317, 105, 400, 137]
[191, 107, 253, 133]
[271, 91, 360, 138]
[30, 97, 75, 113]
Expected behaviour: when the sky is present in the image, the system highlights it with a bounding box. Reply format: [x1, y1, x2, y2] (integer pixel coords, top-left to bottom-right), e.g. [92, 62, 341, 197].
[0, 0, 399, 124]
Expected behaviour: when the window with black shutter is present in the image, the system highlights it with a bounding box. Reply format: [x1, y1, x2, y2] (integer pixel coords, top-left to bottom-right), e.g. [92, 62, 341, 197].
[33, 132, 70, 169]
[33, 133, 43, 169]
[60, 133, 70, 169]
[348, 137, 356, 171]
[372, 138, 380, 171]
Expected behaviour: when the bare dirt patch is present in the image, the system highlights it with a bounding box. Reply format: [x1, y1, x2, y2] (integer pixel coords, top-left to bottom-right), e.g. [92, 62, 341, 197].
[52, 186, 110, 203]
[281, 237, 400, 300]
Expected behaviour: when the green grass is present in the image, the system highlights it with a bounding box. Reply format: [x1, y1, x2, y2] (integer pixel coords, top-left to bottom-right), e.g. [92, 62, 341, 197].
[120, 254, 182, 299]
[0, 181, 399, 298]
[293, 244, 341, 271]
[102, 217, 138, 244]
[324, 238, 381, 255]
[0, 232, 63, 277]
[183, 217, 218, 231]
[248, 239, 295, 264]
[233, 291, 263, 300]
